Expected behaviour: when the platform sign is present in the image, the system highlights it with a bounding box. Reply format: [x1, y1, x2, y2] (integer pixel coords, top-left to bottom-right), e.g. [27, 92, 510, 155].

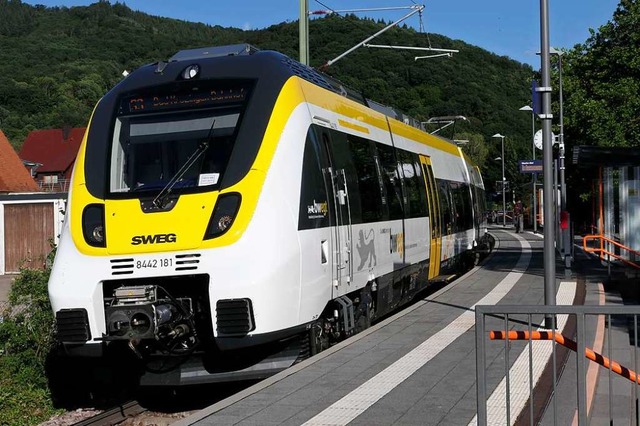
[532, 80, 541, 114]
[519, 160, 543, 173]
[494, 180, 509, 192]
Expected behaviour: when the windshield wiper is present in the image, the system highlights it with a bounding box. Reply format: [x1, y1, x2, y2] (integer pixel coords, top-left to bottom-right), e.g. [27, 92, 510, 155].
[152, 120, 215, 209]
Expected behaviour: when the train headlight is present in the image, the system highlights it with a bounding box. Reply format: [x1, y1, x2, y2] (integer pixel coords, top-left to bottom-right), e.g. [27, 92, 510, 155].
[204, 193, 241, 239]
[82, 204, 106, 247]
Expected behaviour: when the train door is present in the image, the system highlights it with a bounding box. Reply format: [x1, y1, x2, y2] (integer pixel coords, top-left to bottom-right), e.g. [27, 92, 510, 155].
[419, 155, 442, 279]
[319, 130, 353, 292]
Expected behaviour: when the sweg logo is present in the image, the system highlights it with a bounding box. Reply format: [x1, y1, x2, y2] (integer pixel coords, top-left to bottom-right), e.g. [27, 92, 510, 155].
[131, 233, 177, 245]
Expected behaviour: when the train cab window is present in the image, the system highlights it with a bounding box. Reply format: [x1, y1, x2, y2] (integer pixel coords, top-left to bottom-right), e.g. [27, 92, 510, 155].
[109, 108, 241, 195]
[348, 136, 384, 223]
[375, 143, 404, 221]
[397, 150, 428, 218]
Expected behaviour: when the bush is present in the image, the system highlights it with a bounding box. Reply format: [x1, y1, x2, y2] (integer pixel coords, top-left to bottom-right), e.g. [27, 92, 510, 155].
[0, 267, 63, 425]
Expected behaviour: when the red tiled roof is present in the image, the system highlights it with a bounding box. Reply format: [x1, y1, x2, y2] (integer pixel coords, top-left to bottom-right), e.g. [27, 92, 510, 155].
[19, 128, 85, 178]
[0, 130, 39, 193]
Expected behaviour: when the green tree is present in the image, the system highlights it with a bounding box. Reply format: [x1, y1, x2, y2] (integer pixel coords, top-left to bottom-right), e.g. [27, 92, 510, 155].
[0, 0, 535, 197]
[458, 132, 489, 168]
[562, 0, 640, 228]
[0, 266, 62, 425]
[564, 0, 640, 148]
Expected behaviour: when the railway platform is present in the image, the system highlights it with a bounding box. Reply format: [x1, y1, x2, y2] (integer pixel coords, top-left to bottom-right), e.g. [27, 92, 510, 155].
[154, 228, 640, 424]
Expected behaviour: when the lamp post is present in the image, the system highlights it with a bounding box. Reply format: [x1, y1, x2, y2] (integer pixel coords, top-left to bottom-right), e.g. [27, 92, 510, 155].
[519, 105, 537, 233]
[492, 133, 506, 227]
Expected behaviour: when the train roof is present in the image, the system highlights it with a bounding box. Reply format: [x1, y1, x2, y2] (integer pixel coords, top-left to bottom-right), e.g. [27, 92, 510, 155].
[85, 44, 463, 199]
[162, 44, 438, 136]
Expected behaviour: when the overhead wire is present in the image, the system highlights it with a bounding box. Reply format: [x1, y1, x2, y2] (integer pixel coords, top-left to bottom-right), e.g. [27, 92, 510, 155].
[312, 0, 384, 38]
[311, 0, 380, 70]
[312, 0, 430, 70]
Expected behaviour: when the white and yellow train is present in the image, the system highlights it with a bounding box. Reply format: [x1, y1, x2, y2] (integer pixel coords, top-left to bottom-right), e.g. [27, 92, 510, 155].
[49, 44, 489, 386]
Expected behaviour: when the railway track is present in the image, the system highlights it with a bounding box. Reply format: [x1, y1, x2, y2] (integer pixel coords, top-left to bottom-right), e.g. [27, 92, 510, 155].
[73, 401, 146, 426]
[66, 381, 247, 426]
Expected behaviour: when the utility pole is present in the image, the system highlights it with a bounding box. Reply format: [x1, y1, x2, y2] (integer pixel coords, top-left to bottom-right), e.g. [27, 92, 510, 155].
[299, 0, 309, 65]
[539, 0, 556, 327]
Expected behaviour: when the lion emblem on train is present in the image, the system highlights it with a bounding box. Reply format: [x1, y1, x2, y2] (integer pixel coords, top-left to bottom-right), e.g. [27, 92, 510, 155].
[356, 228, 377, 271]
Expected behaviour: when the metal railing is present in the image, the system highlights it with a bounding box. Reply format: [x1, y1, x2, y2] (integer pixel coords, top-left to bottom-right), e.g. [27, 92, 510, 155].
[475, 305, 640, 425]
[37, 179, 70, 193]
[583, 234, 640, 270]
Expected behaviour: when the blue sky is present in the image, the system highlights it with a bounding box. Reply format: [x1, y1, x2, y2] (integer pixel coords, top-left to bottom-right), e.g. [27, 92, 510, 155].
[23, 0, 620, 66]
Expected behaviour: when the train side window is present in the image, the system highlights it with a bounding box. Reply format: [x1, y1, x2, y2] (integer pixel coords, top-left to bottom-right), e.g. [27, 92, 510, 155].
[450, 182, 464, 231]
[413, 156, 429, 218]
[348, 135, 384, 223]
[449, 181, 473, 231]
[462, 184, 473, 229]
[397, 150, 428, 218]
[298, 127, 331, 230]
[437, 179, 453, 234]
[474, 185, 487, 225]
[375, 143, 404, 221]
[326, 130, 363, 224]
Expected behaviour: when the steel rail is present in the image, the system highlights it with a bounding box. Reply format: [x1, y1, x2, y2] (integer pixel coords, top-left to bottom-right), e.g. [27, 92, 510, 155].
[73, 401, 147, 426]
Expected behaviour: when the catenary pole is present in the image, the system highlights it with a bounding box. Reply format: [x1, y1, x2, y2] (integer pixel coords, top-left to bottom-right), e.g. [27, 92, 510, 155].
[299, 0, 309, 65]
[539, 0, 556, 326]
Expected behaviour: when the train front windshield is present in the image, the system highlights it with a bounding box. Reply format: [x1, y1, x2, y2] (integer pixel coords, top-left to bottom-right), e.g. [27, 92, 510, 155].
[109, 80, 251, 196]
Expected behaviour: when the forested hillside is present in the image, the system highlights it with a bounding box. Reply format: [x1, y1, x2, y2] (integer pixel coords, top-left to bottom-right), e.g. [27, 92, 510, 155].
[0, 0, 543, 197]
[0, 0, 244, 145]
[0, 5, 533, 133]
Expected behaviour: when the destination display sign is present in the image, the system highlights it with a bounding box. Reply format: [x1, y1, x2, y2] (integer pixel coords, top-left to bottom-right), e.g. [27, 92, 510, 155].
[519, 160, 543, 173]
[119, 82, 251, 115]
